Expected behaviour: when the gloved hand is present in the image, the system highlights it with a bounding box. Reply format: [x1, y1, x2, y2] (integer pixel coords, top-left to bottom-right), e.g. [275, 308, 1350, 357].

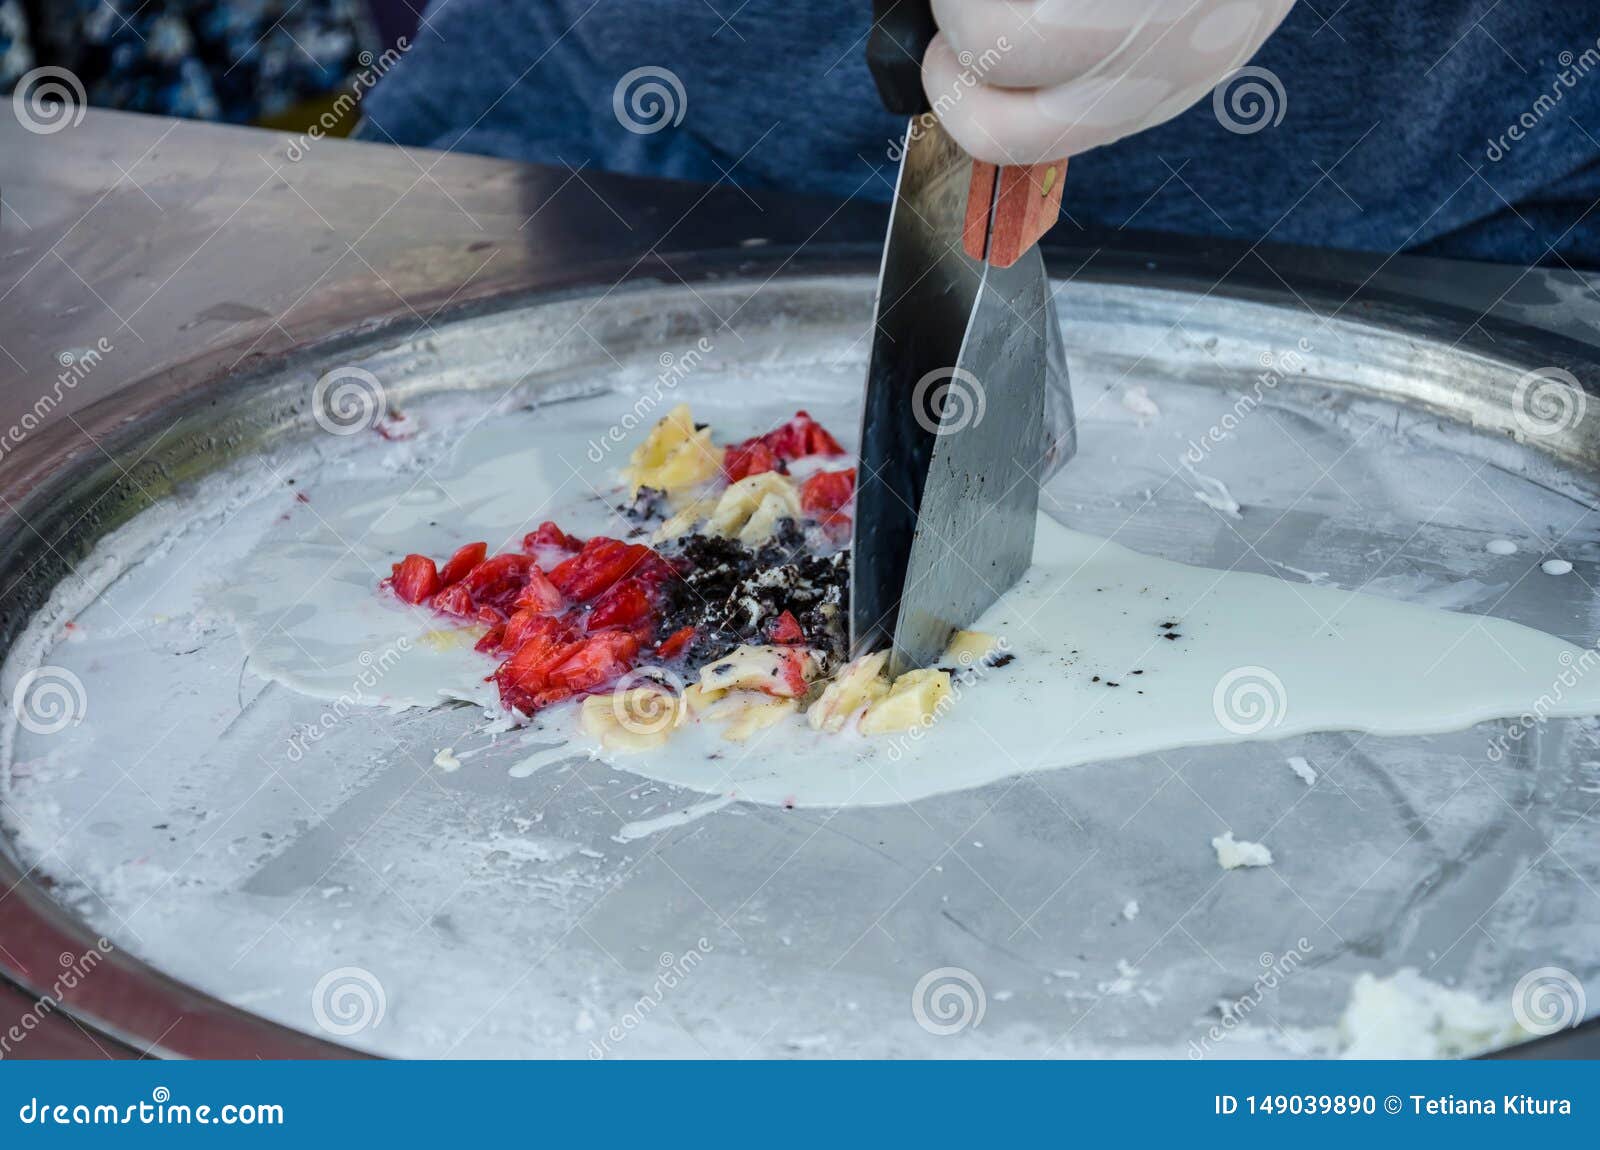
[923, 0, 1296, 164]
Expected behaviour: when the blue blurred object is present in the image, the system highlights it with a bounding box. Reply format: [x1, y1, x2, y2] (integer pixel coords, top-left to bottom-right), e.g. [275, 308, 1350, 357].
[357, 0, 1600, 268]
[2, 0, 373, 124]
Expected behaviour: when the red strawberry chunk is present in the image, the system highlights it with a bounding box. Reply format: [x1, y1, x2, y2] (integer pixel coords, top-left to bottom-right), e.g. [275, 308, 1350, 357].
[512, 565, 563, 613]
[657, 625, 695, 661]
[724, 441, 784, 483]
[800, 468, 856, 517]
[768, 610, 805, 645]
[390, 554, 440, 604]
[439, 541, 487, 586]
[587, 578, 653, 632]
[546, 631, 640, 693]
[459, 553, 535, 612]
[761, 411, 844, 460]
[523, 521, 583, 553]
[430, 583, 475, 618]
[777, 648, 810, 696]
[550, 537, 675, 602]
[475, 624, 505, 653]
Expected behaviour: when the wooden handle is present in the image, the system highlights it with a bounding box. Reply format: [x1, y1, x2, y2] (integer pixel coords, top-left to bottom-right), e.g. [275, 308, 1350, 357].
[963, 158, 1067, 268]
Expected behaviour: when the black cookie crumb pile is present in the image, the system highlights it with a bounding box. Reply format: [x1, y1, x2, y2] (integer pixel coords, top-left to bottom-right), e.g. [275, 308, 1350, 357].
[658, 520, 850, 671]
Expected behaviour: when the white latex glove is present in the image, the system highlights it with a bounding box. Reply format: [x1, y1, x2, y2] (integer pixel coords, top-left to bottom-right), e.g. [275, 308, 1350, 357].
[923, 0, 1296, 164]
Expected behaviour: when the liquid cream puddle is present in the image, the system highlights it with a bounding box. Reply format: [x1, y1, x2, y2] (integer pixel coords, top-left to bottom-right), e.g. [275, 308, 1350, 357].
[213, 391, 1600, 809]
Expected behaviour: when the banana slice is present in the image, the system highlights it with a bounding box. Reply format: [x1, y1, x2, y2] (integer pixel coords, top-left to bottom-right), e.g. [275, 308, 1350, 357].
[652, 495, 719, 543]
[859, 668, 954, 735]
[622, 404, 723, 495]
[580, 687, 686, 752]
[942, 629, 1004, 668]
[713, 694, 799, 742]
[699, 643, 816, 698]
[681, 682, 728, 713]
[707, 472, 800, 543]
[807, 650, 891, 732]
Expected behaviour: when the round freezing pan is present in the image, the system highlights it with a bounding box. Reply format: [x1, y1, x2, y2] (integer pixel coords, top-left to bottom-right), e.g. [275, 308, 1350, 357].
[3, 257, 1600, 1059]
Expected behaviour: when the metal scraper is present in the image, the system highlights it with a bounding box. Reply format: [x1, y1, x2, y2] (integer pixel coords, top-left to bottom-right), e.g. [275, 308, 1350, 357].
[852, 1, 1078, 676]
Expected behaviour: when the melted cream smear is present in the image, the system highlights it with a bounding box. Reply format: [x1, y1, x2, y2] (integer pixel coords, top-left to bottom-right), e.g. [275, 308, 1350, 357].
[210, 384, 1600, 809]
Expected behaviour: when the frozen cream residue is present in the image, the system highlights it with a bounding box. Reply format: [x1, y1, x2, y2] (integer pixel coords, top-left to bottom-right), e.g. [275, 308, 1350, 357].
[614, 794, 737, 842]
[1286, 755, 1317, 786]
[1213, 832, 1273, 870]
[1337, 969, 1523, 1059]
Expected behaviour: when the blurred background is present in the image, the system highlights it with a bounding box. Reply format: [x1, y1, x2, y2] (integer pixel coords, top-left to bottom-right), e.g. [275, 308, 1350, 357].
[0, 0, 415, 136]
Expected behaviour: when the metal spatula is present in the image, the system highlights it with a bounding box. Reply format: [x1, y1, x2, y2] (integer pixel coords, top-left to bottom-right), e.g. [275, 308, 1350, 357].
[851, 1, 1077, 675]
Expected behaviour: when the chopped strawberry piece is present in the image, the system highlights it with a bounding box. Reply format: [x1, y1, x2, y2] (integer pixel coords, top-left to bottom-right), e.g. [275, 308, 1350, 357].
[439, 541, 487, 586]
[724, 441, 784, 483]
[776, 648, 810, 696]
[523, 521, 583, 553]
[459, 552, 535, 612]
[587, 578, 653, 632]
[430, 583, 475, 618]
[390, 554, 440, 604]
[501, 608, 556, 654]
[545, 631, 640, 693]
[657, 625, 695, 661]
[549, 537, 675, 602]
[800, 468, 856, 517]
[512, 565, 563, 613]
[475, 624, 505, 653]
[768, 610, 805, 645]
[761, 411, 845, 460]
